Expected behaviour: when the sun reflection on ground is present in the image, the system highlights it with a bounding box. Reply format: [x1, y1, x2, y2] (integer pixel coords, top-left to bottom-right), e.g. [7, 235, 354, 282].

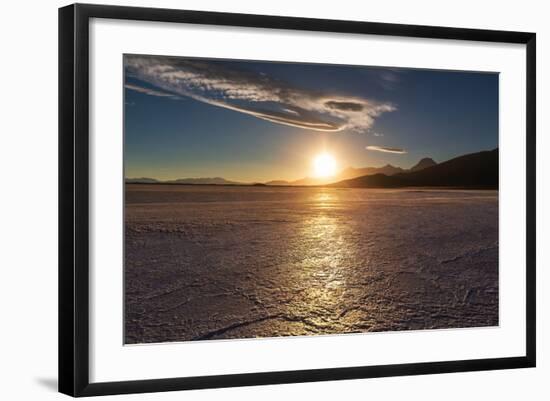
[312, 190, 338, 211]
[282, 189, 358, 330]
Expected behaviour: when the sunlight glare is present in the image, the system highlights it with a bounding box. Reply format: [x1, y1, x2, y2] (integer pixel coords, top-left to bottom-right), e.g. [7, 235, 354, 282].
[313, 153, 337, 178]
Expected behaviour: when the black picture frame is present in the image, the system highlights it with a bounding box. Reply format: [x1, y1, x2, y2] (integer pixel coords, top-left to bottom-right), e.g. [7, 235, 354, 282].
[59, 3, 536, 397]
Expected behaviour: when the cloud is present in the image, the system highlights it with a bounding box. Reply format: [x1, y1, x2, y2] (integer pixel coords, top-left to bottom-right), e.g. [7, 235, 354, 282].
[198, 96, 343, 131]
[324, 100, 364, 112]
[124, 83, 180, 99]
[378, 69, 402, 90]
[124, 55, 396, 132]
[366, 145, 407, 154]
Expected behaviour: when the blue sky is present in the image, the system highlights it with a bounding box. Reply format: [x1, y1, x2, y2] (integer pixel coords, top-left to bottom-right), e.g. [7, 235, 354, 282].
[124, 55, 498, 182]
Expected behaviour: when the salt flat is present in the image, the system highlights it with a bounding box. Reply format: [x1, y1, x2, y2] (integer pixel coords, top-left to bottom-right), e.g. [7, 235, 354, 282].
[125, 184, 498, 344]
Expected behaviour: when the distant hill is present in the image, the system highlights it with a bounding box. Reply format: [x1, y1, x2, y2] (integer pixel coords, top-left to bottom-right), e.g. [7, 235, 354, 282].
[410, 157, 437, 172]
[125, 151, 495, 189]
[265, 180, 291, 186]
[165, 177, 241, 185]
[270, 163, 407, 186]
[338, 164, 406, 180]
[265, 158, 435, 186]
[125, 177, 159, 184]
[125, 177, 241, 185]
[330, 149, 497, 189]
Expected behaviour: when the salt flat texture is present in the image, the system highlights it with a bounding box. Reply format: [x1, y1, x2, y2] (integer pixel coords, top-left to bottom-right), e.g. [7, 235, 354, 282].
[125, 185, 498, 344]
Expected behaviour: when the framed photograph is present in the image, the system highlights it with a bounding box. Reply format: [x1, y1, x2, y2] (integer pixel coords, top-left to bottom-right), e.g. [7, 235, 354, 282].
[59, 3, 536, 397]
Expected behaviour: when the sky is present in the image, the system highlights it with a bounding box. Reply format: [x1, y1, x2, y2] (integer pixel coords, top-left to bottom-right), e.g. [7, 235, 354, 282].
[124, 55, 498, 182]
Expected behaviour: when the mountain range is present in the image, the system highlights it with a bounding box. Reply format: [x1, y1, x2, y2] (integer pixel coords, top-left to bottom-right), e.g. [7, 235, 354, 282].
[265, 157, 436, 186]
[330, 149, 497, 189]
[125, 150, 497, 189]
[166, 177, 240, 185]
[125, 177, 239, 185]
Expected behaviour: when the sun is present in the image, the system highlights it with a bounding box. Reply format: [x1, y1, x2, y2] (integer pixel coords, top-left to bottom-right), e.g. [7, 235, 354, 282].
[313, 153, 337, 178]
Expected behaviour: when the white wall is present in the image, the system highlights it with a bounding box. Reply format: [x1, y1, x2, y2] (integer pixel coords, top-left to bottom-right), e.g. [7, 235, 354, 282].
[0, 0, 547, 399]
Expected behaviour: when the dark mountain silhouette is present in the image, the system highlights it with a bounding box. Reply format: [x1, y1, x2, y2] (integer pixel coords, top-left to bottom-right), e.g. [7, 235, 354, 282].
[410, 157, 437, 172]
[166, 177, 241, 185]
[125, 177, 159, 184]
[339, 164, 406, 179]
[265, 180, 292, 186]
[126, 151, 495, 189]
[267, 164, 406, 186]
[265, 158, 441, 186]
[331, 149, 498, 189]
[125, 177, 241, 185]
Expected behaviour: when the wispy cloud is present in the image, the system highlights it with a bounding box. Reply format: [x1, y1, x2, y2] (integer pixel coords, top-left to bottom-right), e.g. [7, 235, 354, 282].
[366, 145, 407, 154]
[124, 55, 396, 132]
[379, 70, 401, 90]
[124, 83, 180, 99]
